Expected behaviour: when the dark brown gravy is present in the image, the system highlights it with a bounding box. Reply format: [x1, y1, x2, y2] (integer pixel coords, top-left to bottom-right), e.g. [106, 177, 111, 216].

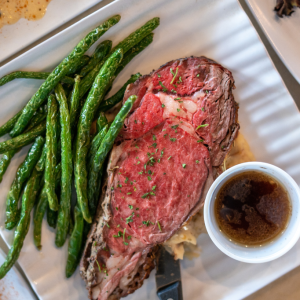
[215, 171, 291, 246]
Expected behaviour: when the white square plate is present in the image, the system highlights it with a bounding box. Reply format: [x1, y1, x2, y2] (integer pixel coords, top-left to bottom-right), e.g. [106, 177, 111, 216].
[1, 0, 300, 299]
[0, 0, 103, 63]
[245, 0, 300, 84]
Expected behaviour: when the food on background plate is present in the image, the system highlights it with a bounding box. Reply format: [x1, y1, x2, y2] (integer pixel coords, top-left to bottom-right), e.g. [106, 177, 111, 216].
[80, 56, 239, 299]
[0, 0, 52, 29]
[275, 0, 300, 17]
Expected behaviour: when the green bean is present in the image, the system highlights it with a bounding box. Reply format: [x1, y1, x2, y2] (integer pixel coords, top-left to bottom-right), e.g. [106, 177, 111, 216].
[95, 164, 105, 211]
[77, 19, 158, 101]
[10, 15, 121, 137]
[36, 137, 62, 172]
[88, 121, 108, 170]
[93, 95, 137, 172]
[118, 33, 153, 71]
[97, 33, 153, 106]
[0, 111, 22, 138]
[99, 73, 142, 112]
[69, 220, 93, 276]
[0, 103, 46, 138]
[79, 40, 112, 77]
[75, 49, 123, 224]
[55, 84, 72, 247]
[36, 143, 46, 171]
[114, 36, 153, 83]
[45, 95, 60, 211]
[111, 18, 159, 54]
[56, 139, 62, 163]
[0, 168, 42, 279]
[96, 112, 108, 133]
[78, 66, 102, 100]
[67, 55, 90, 75]
[60, 77, 75, 85]
[68, 214, 74, 236]
[47, 205, 58, 229]
[5, 136, 44, 230]
[78, 60, 109, 101]
[69, 75, 81, 136]
[25, 110, 46, 132]
[0, 122, 46, 154]
[0, 72, 76, 87]
[34, 163, 61, 250]
[0, 149, 18, 183]
[33, 188, 48, 250]
[77, 36, 143, 117]
[23, 103, 47, 133]
[14, 140, 44, 184]
[65, 205, 84, 278]
[87, 125, 108, 214]
[0, 107, 45, 178]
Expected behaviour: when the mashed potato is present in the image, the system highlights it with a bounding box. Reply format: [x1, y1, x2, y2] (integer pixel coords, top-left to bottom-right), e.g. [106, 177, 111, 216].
[164, 132, 255, 259]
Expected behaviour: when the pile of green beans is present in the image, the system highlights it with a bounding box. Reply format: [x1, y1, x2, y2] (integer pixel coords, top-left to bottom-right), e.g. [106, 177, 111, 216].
[10, 15, 121, 137]
[0, 15, 159, 279]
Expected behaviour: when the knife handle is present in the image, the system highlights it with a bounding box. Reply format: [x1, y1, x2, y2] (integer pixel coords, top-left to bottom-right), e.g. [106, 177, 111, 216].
[157, 281, 183, 300]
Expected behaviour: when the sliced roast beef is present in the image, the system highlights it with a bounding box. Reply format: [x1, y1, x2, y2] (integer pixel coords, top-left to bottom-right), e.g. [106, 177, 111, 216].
[80, 56, 239, 300]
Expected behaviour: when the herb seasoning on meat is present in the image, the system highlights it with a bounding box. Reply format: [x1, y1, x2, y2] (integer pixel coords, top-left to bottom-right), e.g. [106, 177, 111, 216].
[215, 171, 291, 246]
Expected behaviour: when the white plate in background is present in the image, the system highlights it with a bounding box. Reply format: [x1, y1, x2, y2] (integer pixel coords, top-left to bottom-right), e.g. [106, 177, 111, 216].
[0, 248, 36, 300]
[0, 0, 103, 63]
[245, 0, 300, 84]
[1, 0, 300, 299]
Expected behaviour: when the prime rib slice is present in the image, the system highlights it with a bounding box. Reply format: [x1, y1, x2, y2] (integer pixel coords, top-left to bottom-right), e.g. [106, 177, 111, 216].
[80, 56, 239, 300]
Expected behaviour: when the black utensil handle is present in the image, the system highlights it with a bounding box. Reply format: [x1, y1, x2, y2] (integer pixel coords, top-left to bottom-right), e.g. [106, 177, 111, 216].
[157, 281, 183, 300]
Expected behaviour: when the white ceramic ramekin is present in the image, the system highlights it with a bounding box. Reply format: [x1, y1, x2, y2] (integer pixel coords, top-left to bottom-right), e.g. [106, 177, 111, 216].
[204, 162, 300, 263]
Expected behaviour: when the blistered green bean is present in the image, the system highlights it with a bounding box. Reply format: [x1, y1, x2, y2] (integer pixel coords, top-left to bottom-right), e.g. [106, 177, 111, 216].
[75, 49, 123, 223]
[65, 205, 84, 278]
[93, 95, 137, 172]
[5, 136, 44, 230]
[87, 125, 108, 213]
[55, 84, 72, 247]
[69, 75, 81, 136]
[34, 163, 61, 250]
[0, 149, 18, 183]
[45, 95, 60, 211]
[79, 40, 112, 77]
[99, 73, 142, 112]
[0, 122, 46, 154]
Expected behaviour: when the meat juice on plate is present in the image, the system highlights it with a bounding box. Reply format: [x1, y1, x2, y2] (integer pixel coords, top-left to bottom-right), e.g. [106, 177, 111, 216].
[214, 171, 291, 246]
